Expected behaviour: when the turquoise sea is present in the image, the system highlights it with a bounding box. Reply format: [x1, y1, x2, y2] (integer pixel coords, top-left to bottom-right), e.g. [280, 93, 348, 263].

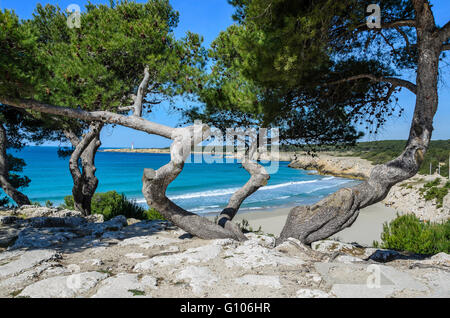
[6, 147, 360, 214]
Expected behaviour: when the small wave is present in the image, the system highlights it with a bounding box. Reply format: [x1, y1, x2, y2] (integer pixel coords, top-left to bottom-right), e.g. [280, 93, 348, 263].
[305, 181, 351, 194]
[169, 187, 240, 200]
[259, 180, 318, 191]
[169, 180, 319, 200]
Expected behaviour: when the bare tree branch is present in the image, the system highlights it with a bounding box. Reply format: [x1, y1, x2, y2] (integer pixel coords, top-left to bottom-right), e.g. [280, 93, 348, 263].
[352, 20, 416, 34]
[0, 98, 175, 139]
[68, 123, 102, 185]
[394, 25, 411, 51]
[63, 129, 81, 147]
[116, 66, 151, 117]
[326, 74, 417, 95]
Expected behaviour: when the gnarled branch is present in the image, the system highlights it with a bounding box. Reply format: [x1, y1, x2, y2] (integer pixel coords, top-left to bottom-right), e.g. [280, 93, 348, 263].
[326, 74, 417, 95]
[66, 122, 103, 215]
[117, 66, 151, 117]
[141, 124, 248, 241]
[0, 98, 174, 139]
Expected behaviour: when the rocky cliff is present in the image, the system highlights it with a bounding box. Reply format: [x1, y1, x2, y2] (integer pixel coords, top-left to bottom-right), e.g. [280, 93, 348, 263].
[383, 175, 450, 223]
[288, 154, 373, 180]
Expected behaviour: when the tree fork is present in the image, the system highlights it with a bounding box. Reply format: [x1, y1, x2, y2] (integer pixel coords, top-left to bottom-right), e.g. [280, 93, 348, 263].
[65, 123, 103, 215]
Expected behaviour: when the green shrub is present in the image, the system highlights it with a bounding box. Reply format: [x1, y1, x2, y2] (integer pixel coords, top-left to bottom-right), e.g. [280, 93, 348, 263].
[145, 208, 166, 220]
[420, 178, 450, 208]
[62, 191, 165, 221]
[376, 214, 449, 255]
[424, 178, 441, 188]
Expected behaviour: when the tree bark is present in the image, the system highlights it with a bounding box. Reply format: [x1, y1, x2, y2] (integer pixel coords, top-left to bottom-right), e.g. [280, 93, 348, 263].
[64, 123, 103, 216]
[0, 124, 31, 206]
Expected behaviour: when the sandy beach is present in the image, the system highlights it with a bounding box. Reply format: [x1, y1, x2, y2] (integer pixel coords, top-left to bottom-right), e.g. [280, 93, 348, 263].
[232, 203, 398, 247]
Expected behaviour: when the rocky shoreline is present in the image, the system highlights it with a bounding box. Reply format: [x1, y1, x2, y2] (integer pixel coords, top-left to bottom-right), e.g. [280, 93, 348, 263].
[288, 154, 449, 223]
[0, 205, 448, 298]
[288, 153, 372, 180]
[384, 174, 450, 223]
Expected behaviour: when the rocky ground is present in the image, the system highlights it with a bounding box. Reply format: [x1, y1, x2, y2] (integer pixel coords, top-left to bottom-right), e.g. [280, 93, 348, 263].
[384, 174, 450, 223]
[0, 206, 448, 298]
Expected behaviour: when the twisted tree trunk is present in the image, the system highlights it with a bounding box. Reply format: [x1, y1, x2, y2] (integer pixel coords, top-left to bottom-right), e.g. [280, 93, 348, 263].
[141, 125, 266, 241]
[277, 0, 442, 244]
[64, 123, 103, 216]
[0, 124, 31, 206]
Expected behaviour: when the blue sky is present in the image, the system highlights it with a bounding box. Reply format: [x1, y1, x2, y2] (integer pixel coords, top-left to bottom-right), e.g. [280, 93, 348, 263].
[1, 0, 449, 147]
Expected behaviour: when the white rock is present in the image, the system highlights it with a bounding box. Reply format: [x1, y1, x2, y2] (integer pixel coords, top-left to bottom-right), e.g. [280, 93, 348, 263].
[311, 240, 364, 257]
[118, 235, 181, 249]
[176, 266, 218, 295]
[19, 272, 107, 298]
[425, 252, 450, 266]
[82, 259, 104, 266]
[223, 241, 304, 269]
[135, 244, 222, 270]
[235, 275, 282, 289]
[0, 263, 53, 290]
[10, 227, 80, 249]
[296, 288, 331, 298]
[92, 273, 156, 298]
[212, 239, 236, 246]
[245, 234, 276, 248]
[125, 253, 146, 259]
[0, 216, 18, 225]
[0, 249, 59, 278]
[335, 255, 364, 264]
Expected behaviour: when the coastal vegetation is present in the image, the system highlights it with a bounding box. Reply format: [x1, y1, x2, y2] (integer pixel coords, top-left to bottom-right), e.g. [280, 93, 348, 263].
[419, 178, 450, 209]
[374, 214, 449, 255]
[62, 191, 165, 221]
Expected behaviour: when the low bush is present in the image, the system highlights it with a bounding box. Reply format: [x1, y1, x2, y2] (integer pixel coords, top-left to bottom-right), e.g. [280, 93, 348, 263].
[420, 178, 450, 208]
[375, 214, 449, 255]
[62, 191, 165, 221]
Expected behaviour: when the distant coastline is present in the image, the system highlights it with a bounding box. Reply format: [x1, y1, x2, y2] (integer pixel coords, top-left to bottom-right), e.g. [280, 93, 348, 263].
[101, 148, 171, 154]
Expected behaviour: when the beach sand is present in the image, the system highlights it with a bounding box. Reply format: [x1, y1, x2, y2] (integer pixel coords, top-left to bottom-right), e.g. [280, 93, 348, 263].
[231, 203, 398, 247]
